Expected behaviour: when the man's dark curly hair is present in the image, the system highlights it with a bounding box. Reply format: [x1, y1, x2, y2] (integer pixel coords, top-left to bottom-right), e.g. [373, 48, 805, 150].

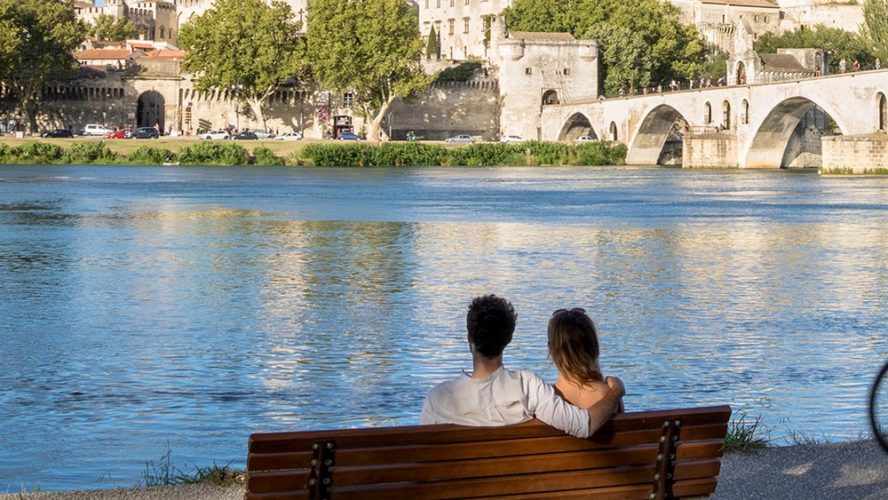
[466, 294, 517, 358]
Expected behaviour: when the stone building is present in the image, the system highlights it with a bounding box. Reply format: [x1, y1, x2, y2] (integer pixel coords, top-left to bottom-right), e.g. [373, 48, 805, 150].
[495, 31, 599, 141]
[672, 0, 780, 54]
[75, 0, 309, 47]
[75, 0, 179, 44]
[418, 0, 511, 61]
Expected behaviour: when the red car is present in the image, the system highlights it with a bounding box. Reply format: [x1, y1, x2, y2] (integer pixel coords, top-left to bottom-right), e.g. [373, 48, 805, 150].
[105, 129, 131, 139]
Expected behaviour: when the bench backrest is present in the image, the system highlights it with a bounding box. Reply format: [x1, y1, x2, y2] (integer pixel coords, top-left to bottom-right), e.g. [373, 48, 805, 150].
[246, 405, 731, 500]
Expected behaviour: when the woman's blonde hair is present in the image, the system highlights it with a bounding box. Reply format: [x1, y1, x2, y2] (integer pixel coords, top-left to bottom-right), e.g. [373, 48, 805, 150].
[548, 308, 602, 386]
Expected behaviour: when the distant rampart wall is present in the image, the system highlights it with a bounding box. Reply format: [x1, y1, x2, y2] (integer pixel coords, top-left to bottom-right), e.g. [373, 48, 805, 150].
[387, 80, 500, 141]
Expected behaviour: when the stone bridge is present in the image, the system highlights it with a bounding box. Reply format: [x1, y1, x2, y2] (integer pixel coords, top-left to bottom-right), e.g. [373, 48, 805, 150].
[540, 70, 888, 168]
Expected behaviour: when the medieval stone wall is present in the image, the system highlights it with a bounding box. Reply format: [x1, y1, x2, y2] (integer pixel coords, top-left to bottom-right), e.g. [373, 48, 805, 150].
[386, 80, 500, 140]
[822, 134, 888, 172]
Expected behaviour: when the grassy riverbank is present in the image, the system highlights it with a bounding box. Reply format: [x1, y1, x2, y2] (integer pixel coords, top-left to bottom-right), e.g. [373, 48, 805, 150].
[0, 137, 627, 167]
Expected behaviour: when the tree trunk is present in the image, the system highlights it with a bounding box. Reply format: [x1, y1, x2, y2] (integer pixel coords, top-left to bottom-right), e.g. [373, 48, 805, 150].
[249, 98, 267, 132]
[24, 97, 38, 136]
[368, 97, 396, 142]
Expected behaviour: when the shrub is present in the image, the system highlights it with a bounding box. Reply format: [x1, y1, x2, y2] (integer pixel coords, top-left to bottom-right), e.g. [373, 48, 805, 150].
[374, 143, 448, 167]
[435, 61, 482, 82]
[63, 142, 117, 164]
[252, 147, 282, 166]
[576, 142, 627, 166]
[177, 142, 247, 166]
[126, 146, 175, 165]
[16, 142, 65, 163]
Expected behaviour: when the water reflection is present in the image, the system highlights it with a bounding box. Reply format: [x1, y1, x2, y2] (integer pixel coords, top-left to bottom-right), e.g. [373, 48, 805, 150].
[0, 166, 886, 491]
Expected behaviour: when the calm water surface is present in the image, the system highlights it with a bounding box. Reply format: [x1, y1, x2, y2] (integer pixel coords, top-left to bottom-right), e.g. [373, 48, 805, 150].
[0, 165, 886, 491]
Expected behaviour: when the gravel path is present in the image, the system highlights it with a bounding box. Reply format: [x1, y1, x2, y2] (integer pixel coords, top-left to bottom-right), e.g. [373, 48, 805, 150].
[4, 441, 886, 499]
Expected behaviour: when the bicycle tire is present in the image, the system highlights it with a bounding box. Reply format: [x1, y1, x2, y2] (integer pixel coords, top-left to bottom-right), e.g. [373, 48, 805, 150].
[870, 359, 888, 453]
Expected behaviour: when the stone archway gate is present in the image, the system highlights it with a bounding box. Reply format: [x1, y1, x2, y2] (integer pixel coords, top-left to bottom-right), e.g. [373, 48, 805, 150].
[540, 70, 888, 168]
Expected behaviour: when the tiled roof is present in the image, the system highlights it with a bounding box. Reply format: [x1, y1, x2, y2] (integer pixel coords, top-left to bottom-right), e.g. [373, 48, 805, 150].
[75, 49, 133, 60]
[508, 31, 576, 42]
[759, 53, 811, 73]
[702, 0, 778, 9]
[143, 49, 185, 60]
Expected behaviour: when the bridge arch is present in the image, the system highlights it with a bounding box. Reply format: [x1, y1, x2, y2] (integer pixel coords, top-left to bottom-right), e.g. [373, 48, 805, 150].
[625, 105, 689, 165]
[744, 96, 846, 168]
[559, 112, 597, 141]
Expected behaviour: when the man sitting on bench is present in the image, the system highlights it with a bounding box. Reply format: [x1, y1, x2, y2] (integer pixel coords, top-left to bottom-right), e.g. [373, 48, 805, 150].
[421, 294, 624, 438]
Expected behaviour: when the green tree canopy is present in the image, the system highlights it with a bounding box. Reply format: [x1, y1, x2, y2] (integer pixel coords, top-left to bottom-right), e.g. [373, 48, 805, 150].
[504, 0, 708, 96]
[0, 0, 85, 133]
[863, 0, 888, 61]
[754, 25, 875, 73]
[308, 0, 430, 141]
[178, 0, 307, 130]
[89, 13, 138, 42]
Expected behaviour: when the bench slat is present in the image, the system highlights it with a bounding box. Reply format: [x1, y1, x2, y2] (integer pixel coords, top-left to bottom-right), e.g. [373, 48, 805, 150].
[321, 459, 721, 500]
[248, 423, 727, 470]
[245, 491, 309, 500]
[248, 406, 731, 453]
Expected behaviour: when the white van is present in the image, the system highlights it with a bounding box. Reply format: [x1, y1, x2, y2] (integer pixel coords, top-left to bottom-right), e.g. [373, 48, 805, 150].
[81, 124, 113, 136]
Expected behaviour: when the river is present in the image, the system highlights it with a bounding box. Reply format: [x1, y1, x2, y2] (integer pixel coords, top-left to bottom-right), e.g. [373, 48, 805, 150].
[0, 165, 886, 491]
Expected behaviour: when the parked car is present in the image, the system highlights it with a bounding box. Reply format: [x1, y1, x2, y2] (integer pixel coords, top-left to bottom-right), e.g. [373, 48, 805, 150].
[575, 135, 598, 143]
[41, 129, 74, 138]
[500, 135, 525, 144]
[445, 134, 476, 143]
[201, 130, 230, 140]
[81, 124, 113, 136]
[233, 131, 258, 140]
[131, 127, 159, 139]
[252, 130, 275, 139]
[275, 132, 303, 141]
[105, 129, 130, 139]
[337, 132, 361, 141]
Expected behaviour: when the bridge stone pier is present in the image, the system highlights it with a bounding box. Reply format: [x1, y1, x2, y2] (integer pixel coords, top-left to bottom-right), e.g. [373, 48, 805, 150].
[540, 70, 888, 168]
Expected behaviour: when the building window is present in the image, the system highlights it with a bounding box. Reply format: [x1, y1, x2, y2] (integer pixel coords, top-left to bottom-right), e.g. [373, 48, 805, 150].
[764, 16, 769, 22]
[436, 0, 440, 7]
[448, 19, 454, 35]
[563, 68, 570, 76]
[525, 67, 532, 75]
[425, 0, 429, 7]
[465, 0, 470, 4]
[463, 18, 470, 34]
[450, 0, 454, 6]
[343, 92, 353, 107]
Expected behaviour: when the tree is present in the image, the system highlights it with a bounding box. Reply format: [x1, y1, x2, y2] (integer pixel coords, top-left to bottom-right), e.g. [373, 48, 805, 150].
[178, 0, 307, 130]
[504, 0, 707, 96]
[308, 0, 430, 142]
[426, 25, 439, 60]
[89, 13, 138, 41]
[755, 25, 875, 73]
[863, 0, 888, 61]
[0, 0, 85, 133]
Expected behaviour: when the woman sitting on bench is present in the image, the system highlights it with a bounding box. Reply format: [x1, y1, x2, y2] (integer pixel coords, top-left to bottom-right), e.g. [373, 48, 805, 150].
[549, 308, 625, 412]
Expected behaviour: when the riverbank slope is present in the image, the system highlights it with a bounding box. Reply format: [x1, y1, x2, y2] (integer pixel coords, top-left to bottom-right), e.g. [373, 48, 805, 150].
[4, 440, 885, 499]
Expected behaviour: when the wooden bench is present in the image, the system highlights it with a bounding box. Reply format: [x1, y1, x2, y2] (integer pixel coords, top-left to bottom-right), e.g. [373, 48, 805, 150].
[246, 405, 731, 500]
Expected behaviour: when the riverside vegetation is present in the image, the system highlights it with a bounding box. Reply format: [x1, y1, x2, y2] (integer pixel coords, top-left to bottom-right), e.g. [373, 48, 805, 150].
[0, 140, 628, 167]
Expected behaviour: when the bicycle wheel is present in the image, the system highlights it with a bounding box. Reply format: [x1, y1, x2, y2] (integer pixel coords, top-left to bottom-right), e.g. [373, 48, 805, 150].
[870, 360, 888, 453]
